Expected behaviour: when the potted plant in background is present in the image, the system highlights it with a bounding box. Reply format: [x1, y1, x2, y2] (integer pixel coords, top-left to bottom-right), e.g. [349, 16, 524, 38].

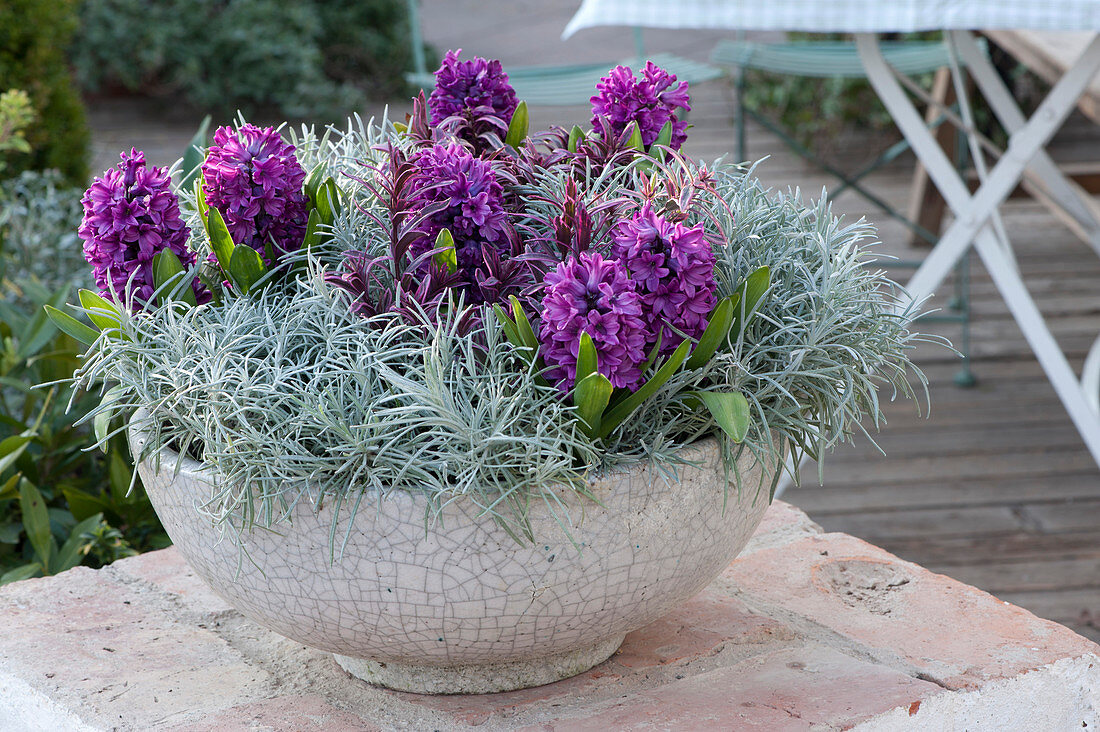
[47, 50, 928, 694]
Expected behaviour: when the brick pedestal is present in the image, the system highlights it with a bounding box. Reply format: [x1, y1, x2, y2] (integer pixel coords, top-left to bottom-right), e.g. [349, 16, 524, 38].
[1, 501, 1097, 730]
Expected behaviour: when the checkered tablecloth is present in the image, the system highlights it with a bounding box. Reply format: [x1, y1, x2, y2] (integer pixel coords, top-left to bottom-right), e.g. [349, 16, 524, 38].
[563, 0, 1100, 37]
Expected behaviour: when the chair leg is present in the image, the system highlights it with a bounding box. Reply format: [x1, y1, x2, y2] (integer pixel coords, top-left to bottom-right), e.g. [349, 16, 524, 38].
[734, 67, 747, 163]
[906, 68, 955, 248]
[950, 252, 977, 388]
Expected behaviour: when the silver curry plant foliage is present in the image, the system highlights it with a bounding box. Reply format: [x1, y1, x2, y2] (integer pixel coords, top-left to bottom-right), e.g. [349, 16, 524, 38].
[51, 52, 930, 545]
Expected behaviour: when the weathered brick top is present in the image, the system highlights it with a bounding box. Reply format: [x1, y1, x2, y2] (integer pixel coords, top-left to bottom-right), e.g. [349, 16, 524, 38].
[1, 501, 1097, 730]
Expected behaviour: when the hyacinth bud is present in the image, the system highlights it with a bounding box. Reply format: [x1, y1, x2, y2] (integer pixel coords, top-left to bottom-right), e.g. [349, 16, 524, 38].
[551, 178, 594, 258]
[590, 62, 691, 150]
[78, 149, 208, 310]
[428, 49, 519, 153]
[201, 124, 308, 264]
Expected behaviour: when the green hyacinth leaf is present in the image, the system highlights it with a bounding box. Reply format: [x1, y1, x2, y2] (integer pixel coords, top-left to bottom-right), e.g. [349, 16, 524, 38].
[316, 178, 342, 226]
[77, 289, 125, 334]
[651, 120, 673, 151]
[731, 265, 771, 339]
[195, 178, 209, 225]
[301, 208, 324, 253]
[493, 303, 522, 347]
[228, 244, 267, 294]
[598, 339, 691, 439]
[304, 161, 328, 210]
[574, 371, 613, 437]
[505, 101, 530, 148]
[691, 390, 751, 443]
[433, 228, 457, 274]
[642, 329, 664, 373]
[575, 331, 599, 385]
[205, 207, 237, 276]
[567, 125, 584, 153]
[509, 296, 539, 353]
[686, 296, 735, 370]
[44, 306, 98, 346]
[625, 122, 644, 152]
[152, 249, 197, 307]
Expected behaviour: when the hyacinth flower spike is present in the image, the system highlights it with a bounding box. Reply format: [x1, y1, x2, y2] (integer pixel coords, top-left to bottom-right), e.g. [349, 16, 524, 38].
[428, 49, 519, 154]
[590, 62, 691, 150]
[76, 149, 208, 312]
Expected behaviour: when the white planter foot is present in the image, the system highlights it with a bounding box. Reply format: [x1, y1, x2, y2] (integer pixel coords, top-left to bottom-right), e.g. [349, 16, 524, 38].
[334, 634, 626, 694]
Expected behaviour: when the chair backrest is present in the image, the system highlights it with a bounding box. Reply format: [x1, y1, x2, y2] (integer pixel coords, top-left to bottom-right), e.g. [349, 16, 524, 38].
[712, 39, 974, 79]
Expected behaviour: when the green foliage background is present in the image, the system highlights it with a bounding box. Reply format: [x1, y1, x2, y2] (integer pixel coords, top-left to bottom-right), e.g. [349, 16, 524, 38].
[0, 0, 90, 186]
[72, 0, 421, 119]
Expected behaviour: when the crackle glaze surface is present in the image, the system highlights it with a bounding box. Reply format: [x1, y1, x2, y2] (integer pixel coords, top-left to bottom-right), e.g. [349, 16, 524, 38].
[131, 427, 773, 684]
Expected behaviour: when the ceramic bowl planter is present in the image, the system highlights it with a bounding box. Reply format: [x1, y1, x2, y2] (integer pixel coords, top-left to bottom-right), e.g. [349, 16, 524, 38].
[131, 425, 775, 694]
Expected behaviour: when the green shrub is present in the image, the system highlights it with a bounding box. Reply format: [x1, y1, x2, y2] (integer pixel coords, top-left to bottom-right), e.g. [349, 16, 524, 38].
[0, 171, 88, 290]
[0, 0, 90, 186]
[73, 0, 419, 119]
[0, 90, 35, 176]
[0, 172, 167, 584]
[315, 0, 419, 100]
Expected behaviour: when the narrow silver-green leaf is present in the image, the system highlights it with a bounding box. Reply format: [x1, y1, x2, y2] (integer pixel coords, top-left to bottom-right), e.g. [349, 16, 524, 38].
[691, 390, 751, 443]
[93, 385, 125, 451]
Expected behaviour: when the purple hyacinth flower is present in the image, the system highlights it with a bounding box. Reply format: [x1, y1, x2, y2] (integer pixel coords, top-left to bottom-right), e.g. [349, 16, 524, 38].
[612, 204, 716, 353]
[79, 149, 208, 310]
[429, 49, 518, 127]
[539, 251, 648, 392]
[406, 142, 512, 302]
[201, 124, 308, 263]
[590, 62, 691, 149]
